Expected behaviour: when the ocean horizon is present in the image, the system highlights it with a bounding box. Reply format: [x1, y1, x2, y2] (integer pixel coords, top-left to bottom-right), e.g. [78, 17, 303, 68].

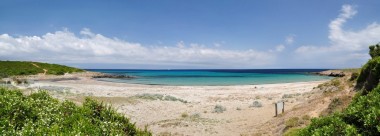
[87, 69, 332, 86]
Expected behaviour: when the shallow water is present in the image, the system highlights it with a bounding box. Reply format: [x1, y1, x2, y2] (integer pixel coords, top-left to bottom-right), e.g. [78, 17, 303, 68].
[87, 69, 332, 86]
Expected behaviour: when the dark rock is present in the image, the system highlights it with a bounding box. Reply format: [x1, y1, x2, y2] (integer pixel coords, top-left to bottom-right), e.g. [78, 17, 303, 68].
[328, 72, 345, 77]
[92, 74, 135, 79]
[313, 70, 345, 77]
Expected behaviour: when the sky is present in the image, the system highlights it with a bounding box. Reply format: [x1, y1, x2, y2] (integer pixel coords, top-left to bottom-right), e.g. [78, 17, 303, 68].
[1, 0, 380, 69]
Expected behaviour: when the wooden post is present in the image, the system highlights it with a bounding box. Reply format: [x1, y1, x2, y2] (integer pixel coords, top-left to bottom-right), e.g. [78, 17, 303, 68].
[275, 103, 278, 117]
[282, 102, 285, 113]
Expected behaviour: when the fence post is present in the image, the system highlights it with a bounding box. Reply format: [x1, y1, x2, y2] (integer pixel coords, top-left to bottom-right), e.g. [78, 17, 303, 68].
[275, 103, 278, 117]
[282, 101, 285, 113]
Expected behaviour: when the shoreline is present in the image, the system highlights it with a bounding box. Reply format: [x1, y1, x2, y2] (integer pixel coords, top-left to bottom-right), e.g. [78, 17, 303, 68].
[94, 78, 331, 87]
[18, 74, 330, 135]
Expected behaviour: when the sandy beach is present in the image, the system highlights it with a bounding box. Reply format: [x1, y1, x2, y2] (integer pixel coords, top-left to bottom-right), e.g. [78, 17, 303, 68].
[24, 74, 328, 135]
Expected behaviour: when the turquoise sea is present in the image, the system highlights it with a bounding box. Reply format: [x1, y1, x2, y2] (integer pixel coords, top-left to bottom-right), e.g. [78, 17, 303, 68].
[87, 69, 332, 86]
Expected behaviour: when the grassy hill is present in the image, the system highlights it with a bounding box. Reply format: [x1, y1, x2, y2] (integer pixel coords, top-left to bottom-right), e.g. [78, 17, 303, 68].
[0, 87, 151, 135]
[0, 61, 84, 77]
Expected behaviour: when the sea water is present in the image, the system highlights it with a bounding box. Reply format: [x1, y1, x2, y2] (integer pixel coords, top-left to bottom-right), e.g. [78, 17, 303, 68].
[87, 69, 332, 86]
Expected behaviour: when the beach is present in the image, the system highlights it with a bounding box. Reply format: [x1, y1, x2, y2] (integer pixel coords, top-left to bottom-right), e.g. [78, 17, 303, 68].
[23, 73, 329, 135]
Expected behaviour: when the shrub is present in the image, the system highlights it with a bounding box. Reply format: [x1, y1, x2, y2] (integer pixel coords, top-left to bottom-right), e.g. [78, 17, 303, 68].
[213, 105, 226, 113]
[250, 101, 263, 108]
[284, 128, 302, 136]
[369, 43, 380, 58]
[285, 117, 300, 129]
[298, 114, 358, 135]
[181, 113, 188, 118]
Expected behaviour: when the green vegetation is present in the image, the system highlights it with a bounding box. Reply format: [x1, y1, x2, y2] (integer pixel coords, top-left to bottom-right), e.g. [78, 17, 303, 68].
[293, 45, 380, 135]
[285, 117, 301, 129]
[284, 128, 302, 136]
[0, 88, 151, 135]
[0, 61, 84, 77]
[284, 115, 311, 132]
[320, 97, 348, 116]
[317, 78, 344, 94]
[356, 56, 380, 93]
[296, 86, 380, 135]
[36, 62, 84, 75]
[369, 43, 380, 58]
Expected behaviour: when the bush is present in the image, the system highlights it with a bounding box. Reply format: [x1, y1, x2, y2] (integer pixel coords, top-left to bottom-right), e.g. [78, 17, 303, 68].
[369, 44, 380, 58]
[284, 128, 302, 136]
[250, 101, 263, 108]
[285, 117, 300, 129]
[298, 114, 358, 135]
[0, 87, 151, 135]
[181, 113, 189, 118]
[213, 105, 226, 113]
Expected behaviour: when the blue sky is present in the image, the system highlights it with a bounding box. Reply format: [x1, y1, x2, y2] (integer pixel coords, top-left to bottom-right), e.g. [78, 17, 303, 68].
[1, 0, 380, 69]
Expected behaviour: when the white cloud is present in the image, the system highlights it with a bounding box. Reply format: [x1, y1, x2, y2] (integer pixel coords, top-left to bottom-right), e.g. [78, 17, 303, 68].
[285, 35, 295, 45]
[294, 4, 379, 68]
[275, 44, 285, 52]
[0, 29, 275, 68]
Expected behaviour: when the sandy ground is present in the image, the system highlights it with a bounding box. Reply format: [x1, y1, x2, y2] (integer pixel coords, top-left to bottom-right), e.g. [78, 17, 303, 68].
[23, 75, 328, 136]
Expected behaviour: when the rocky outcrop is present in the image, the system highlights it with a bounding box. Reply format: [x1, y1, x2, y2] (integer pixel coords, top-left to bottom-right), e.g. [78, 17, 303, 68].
[313, 70, 346, 77]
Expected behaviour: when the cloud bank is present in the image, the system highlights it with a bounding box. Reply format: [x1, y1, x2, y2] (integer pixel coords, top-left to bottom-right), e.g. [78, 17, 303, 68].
[0, 28, 275, 68]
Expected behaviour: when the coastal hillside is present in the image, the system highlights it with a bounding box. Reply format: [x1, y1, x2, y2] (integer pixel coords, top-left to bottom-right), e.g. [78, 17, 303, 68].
[0, 61, 84, 77]
[294, 44, 380, 135]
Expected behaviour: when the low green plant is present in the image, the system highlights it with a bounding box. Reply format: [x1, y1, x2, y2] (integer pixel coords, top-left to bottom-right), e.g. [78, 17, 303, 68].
[285, 117, 300, 129]
[284, 128, 302, 136]
[0, 87, 151, 135]
[213, 105, 226, 113]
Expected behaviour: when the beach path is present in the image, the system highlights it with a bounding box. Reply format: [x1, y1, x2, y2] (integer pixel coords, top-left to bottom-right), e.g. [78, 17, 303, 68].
[31, 63, 48, 75]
